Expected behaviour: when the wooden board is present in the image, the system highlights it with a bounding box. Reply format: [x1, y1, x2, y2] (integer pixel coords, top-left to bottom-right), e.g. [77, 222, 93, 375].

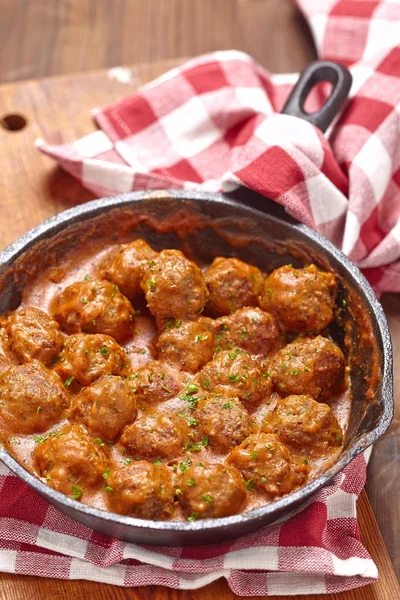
[0, 61, 399, 600]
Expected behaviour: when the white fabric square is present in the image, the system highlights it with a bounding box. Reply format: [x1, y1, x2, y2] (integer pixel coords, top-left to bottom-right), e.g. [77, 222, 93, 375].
[159, 96, 221, 158]
[326, 489, 356, 520]
[224, 546, 279, 570]
[331, 555, 378, 578]
[69, 558, 127, 584]
[352, 134, 392, 204]
[235, 87, 273, 115]
[307, 174, 348, 225]
[36, 528, 88, 557]
[267, 572, 327, 595]
[73, 130, 113, 159]
[364, 19, 400, 60]
[82, 159, 134, 193]
[309, 14, 328, 54]
[0, 550, 17, 573]
[342, 210, 362, 256]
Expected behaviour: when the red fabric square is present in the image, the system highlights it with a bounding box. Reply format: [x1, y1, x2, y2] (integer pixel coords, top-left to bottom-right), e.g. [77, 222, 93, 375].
[393, 167, 400, 188]
[377, 47, 400, 77]
[330, 1, 379, 18]
[360, 205, 386, 253]
[184, 62, 229, 94]
[338, 97, 393, 132]
[0, 478, 48, 525]
[279, 502, 327, 548]
[153, 158, 203, 183]
[225, 116, 260, 148]
[322, 17, 369, 64]
[102, 94, 158, 139]
[235, 146, 305, 200]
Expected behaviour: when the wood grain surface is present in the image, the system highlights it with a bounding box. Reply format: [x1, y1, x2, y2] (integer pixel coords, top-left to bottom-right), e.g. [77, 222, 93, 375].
[0, 0, 316, 83]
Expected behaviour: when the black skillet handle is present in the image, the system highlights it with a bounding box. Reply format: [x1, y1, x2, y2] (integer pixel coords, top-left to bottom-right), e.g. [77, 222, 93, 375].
[281, 61, 352, 133]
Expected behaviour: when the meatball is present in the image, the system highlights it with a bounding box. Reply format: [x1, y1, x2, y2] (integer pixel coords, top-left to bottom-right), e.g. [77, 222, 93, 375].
[7, 307, 64, 366]
[227, 433, 308, 499]
[156, 318, 215, 373]
[213, 307, 282, 357]
[262, 395, 343, 456]
[101, 239, 157, 300]
[178, 463, 246, 519]
[33, 424, 108, 498]
[0, 362, 69, 434]
[129, 361, 181, 406]
[194, 349, 272, 405]
[270, 336, 345, 399]
[259, 264, 336, 334]
[105, 460, 174, 519]
[121, 411, 190, 459]
[140, 249, 208, 323]
[204, 257, 264, 316]
[70, 375, 137, 442]
[194, 394, 254, 452]
[53, 279, 134, 342]
[54, 333, 126, 386]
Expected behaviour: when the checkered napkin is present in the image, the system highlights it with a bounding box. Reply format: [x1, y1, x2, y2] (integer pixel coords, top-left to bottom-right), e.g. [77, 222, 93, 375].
[37, 0, 400, 297]
[5, 0, 394, 594]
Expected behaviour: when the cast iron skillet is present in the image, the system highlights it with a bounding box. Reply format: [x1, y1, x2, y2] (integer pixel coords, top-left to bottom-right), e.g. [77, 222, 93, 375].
[0, 62, 393, 545]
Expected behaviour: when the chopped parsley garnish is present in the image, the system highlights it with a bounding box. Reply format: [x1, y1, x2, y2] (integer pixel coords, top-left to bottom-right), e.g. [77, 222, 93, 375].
[64, 376, 75, 388]
[37, 406, 43, 414]
[104, 486, 114, 494]
[179, 462, 188, 473]
[84, 274, 91, 281]
[124, 458, 132, 465]
[195, 334, 208, 343]
[100, 346, 109, 356]
[228, 352, 236, 360]
[223, 402, 233, 409]
[201, 437, 209, 447]
[251, 450, 257, 461]
[303, 457, 309, 465]
[186, 383, 199, 395]
[153, 458, 162, 466]
[187, 478, 195, 487]
[202, 494, 213, 503]
[246, 479, 254, 491]
[187, 417, 198, 427]
[175, 488, 183, 496]
[267, 288, 273, 295]
[228, 374, 240, 382]
[71, 486, 83, 500]
[241, 327, 247, 340]
[187, 512, 198, 522]
[148, 280, 155, 289]
[162, 385, 172, 393]
[203, 379, 210, 389]
[94, 438, 105, 446]
[102, 468, 111, 479]
[80, 297, 88, 304]
[10, 438, 20, 445]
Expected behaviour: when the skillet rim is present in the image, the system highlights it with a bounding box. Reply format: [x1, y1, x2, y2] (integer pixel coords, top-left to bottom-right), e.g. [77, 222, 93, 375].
[0, 189, 393, 535]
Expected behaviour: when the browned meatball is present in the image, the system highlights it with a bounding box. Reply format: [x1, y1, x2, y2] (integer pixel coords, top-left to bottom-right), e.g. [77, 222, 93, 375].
[227, 433, 309, 499]
[213, 307, 282, 357]
[53, 279, 134, 342]
[54, 333, 126, 386]
[156, 318, 215, 373]
[0, 362, 69, 434]
[194, 394, 254, 452]
[101, 239, 157, 300]
[259, 264, 336, 334]
[140, 249, 208, 323]
[129, 361, 181, 406]
[121, 411, 190, 459]
[204, 257, 264, 317]
[262, 395, 343, 456]
[178, 463, 246, 519]
[270, 336, 345, 399]
[33, 424, 108, 498]
[7, 307, 64, 366]
[70, 375, 137, 442]
[194, 349, 272, 405]
[105, 461, 174, 519]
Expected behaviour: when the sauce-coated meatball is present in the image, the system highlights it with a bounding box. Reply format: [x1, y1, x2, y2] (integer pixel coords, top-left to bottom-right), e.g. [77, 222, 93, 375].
[140, 249, 208, 323]
[260, 264, 336, 334]
[0, 362, 69, 434]
[227, 433, 309, 499]
[7, 307, 64, 366]
[70, 375, 137, 442]
[53, 279, 134, 342]
[101, 239, 157, 300]
[194, 394, 254, 452]
[121, 411, 190, 459]
[262, 395, 343, 456]
[54, 333, 126, 386]
[270, 336, 345, 399]
[178, 463, 246, 519]
[204, 257, 264, 317]
[195, 349, 272, 405]
[129, 360, 181, 406]
[105, 461, 174, 519]
[213, 307, 282, 357]
[33, 424, 108, 498]
[156, 318, 215, 373]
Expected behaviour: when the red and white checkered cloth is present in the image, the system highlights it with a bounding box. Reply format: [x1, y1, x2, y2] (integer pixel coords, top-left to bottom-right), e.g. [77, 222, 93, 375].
[5, 0, 394, 594]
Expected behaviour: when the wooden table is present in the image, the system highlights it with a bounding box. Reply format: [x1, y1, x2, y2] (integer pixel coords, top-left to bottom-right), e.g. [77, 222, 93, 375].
[0, 0, 398, 598]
